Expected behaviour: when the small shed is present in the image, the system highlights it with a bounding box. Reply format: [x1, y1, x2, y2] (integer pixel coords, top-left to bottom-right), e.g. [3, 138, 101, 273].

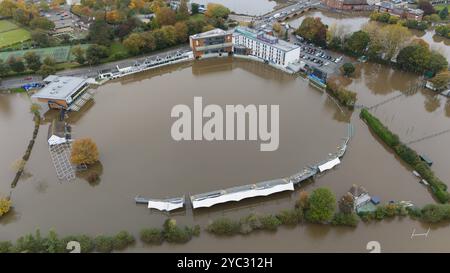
[419, 154, 433, 166]
[371, 196, 381, 205]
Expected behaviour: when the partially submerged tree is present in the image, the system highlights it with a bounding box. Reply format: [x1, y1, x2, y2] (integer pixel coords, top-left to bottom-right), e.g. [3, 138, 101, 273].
[430, 71, 450, 90]
[70, 138, 99, 165]
[0, 197, 11, 217]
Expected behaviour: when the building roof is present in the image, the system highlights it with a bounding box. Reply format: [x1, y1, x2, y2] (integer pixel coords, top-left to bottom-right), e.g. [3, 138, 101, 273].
[318, 157, 341, 172]
[190, 28, 231, 40]
[32, 75, 88, 101]
[343, 0, 368, 5]
[190, 179, 294, 209]
[234, 27, 300, 52]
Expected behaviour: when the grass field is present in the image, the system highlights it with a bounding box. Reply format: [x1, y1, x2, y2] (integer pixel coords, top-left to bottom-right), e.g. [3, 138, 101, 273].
[436, 4, 450, 12]
[0, 28, 31, 48]
[0, 20, 19, 33]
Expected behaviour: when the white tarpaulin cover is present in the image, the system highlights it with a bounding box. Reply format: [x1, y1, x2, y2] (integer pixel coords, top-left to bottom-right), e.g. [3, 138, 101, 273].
[147, 199, 184, 212]
[191, 182, 294, 209]
[318, 157, 341, 172]
[48, 135, 67, 146]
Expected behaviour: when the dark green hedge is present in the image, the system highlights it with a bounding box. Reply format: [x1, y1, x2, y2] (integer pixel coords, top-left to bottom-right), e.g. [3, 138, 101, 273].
[360, 109, 449, 203]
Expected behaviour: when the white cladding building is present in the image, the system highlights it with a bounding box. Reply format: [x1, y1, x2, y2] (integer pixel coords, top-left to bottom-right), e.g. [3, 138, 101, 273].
[233, 27, 300, 68]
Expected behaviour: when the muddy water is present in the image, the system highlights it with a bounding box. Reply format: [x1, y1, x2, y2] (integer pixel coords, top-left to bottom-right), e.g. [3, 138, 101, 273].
[1, 58, 450, 252]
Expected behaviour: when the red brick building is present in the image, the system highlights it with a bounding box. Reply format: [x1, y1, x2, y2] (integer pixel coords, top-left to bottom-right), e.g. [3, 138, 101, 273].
[322, 0, 370, 11]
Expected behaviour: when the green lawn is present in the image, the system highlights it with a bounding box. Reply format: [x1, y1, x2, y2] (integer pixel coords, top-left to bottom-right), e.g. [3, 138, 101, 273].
[435, 4, 450, 12]
[0, 20, 19, 33]
[0, 28, 31, 48]
[190, 13, 206, 22]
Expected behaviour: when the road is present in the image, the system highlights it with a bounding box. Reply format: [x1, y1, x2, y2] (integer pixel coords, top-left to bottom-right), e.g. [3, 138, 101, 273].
[0, 45, 190, 90]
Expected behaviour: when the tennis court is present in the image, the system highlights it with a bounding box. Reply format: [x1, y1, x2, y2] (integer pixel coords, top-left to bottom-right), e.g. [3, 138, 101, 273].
[0, 45, 91, 63]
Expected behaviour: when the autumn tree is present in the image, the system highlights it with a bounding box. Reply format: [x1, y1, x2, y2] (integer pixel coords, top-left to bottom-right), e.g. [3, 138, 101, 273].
[295, 17, 327, 46]
[0, 0, 17, 17]
[174, 21, 188, 43]
[0, 197, 11, 217]
[123, 33, 146, 55]
[205, 3, 230, 19]
[71, 138, 100, 165]
[272, 22, 282, 34]
[296, 191, 309, 210]
[430, 71, 450, 90]
[343, 30, 370, 56]
[418, 0, 435, 16]
[156, 7, 176, 26]
[338, 192, 355, 214]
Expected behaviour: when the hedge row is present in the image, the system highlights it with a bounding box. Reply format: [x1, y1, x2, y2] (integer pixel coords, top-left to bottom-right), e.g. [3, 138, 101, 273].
[360, 109, 450, 203]
[326, 82, 357, 109]
[206, 209, 304, 236]
[0, 230, 135, 253]
[140, 219, 200, 245]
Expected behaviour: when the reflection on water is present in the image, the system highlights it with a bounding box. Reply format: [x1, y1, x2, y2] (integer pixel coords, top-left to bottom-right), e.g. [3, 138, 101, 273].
[1, 58, 450, 251]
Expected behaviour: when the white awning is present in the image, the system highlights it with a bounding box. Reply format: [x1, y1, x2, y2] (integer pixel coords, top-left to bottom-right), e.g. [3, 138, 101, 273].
[147, 199, 184, 212]
[48, 135, 67, 146]
[191, 182, 294, 209]
[318, 157, 340, 172]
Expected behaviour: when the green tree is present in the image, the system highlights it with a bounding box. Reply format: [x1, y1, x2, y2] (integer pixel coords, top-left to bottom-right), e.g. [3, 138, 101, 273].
[428, 51, 448, 74]
[24, 52, 42, 72]
[421, 204, 450, 223]
[13, 9, 32, 26]
[88, 20, 113, 46]
[30, 17, 55, 30]
[71, 46, 86, 65]
[94, 235, 114, 253]
[344, 30, 370, 56]
[305, 188, 336, 223]
[31, 30, 51, 47]
[439, 7, 448, 20]
[396, 43, 430, 73]
[191, 3, 199, 14]
[7, 56, 25, 73]
[86, 44, 108, 65]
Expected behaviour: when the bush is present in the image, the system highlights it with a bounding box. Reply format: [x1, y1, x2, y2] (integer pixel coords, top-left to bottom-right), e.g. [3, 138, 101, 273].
[140, 228, 164, 245]
[113, 231, 135, 250]
[94, 235, 114, 253]
[206, 218, 240, 235]
[331, 212, 359, 227]
[407, 206, 422, 219]
[305, 188, 336, 223]
[276, 209, 303, 226]
[0, 198, 12, 216]
[420, 204, 450, 223]
[0, 241, 13, 253]
[326, 81, 357, 108]
[163, 220, 193, 244]
[62, 235, 95, 253]
[259, 215, 282, 231]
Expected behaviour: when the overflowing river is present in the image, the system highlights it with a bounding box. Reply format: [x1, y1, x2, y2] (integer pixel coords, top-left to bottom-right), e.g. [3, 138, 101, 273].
[1, 56, 450, 252]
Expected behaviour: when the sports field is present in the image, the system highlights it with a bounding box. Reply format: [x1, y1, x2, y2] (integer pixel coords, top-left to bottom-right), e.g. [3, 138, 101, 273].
[0, 45, 92, 63]
[0, 20, 31, 48]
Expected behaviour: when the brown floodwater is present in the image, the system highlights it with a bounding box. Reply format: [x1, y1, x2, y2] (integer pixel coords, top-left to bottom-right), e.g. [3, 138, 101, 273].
[1, 57, 450, 252]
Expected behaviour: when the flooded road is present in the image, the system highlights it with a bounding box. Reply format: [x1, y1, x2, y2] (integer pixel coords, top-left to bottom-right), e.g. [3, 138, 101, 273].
[1, 57, 450, 252]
